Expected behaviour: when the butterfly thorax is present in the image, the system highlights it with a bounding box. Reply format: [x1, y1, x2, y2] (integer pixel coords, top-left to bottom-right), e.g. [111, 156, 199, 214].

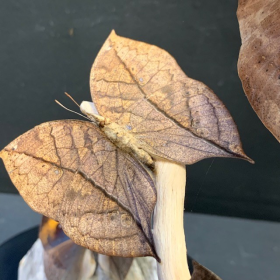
[102, 122, 154, 168]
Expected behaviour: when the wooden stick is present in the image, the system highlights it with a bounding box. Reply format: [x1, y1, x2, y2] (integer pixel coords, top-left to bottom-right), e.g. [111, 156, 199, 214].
[153, 160, 191, 280]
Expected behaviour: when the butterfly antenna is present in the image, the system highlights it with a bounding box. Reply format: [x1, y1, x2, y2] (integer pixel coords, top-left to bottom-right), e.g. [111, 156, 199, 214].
[64, 92, 80, 108]
[55, 99, 91, 121]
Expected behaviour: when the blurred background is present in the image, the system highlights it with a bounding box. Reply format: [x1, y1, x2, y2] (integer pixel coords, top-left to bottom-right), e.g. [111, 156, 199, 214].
[0, 0, 279, 279]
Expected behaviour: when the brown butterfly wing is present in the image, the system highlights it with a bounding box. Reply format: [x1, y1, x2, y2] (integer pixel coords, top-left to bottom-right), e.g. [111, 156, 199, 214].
[90, 30, 251, 164]
[0, 120, 157, 258]
[237, 0, 280, 141]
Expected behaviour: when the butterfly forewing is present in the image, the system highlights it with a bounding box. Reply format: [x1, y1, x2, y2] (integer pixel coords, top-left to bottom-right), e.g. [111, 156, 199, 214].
[0, 120, 157, 258]
[90, 30, 251, 164]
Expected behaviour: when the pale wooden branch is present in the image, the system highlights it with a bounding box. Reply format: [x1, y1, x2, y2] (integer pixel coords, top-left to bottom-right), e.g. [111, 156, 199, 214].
[153, 160, 191, 280]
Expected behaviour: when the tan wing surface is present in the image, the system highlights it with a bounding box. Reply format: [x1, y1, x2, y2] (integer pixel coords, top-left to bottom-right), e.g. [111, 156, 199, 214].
[0, 120, 157, 258]
[90, 30, 251, 164]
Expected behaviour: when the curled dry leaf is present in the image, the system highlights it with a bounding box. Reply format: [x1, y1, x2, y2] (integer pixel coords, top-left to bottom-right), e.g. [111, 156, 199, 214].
[91, 30, 252, 164]
[19, 216, 96, 280]
[19, 216, 154, 280]
[237, 0, 280, 141]
[191, 261, 222, 280]
[0, 120, 157, 259]
[97, 254, 133, 280]
[39, 216, 96, 280]
[40, 217, 151, 280]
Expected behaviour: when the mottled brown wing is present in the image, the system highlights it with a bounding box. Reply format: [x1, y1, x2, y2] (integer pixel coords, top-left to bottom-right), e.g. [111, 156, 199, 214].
[0, 120, 157, 258]
[237, 0, 280, 141]
[90, 30, 251, 164]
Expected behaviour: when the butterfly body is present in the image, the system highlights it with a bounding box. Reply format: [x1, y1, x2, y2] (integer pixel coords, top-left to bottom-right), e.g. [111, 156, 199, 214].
[81, 102, 154, 168]
[102, 122, 154, 168]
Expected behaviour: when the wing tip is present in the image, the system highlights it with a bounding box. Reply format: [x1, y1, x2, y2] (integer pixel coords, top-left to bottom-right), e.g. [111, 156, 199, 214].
[240, 154, 255, 164]
[109, 29, 117, 38]
[228, 143, 254, 164]
[232, 150, 254, 164]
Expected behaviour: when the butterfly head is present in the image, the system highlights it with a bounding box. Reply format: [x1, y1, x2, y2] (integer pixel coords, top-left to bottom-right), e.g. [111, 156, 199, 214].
[80, 101, 110, 127]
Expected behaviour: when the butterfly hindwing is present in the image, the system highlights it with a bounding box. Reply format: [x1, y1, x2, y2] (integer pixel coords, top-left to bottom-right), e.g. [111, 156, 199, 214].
[0, 120, 157, 258]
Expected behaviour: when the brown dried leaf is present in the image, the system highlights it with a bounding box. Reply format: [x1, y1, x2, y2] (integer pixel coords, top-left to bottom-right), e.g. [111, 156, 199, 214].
[90, 30, 252, 164]
[37, 217, 150, 280]
[237, 0, 280, 141]
[0, 120, 157, 259]
[97, 254, 133, 280]
[18, 217, 96, 280]
[191, 261, 222, 280]
[39, 217, 96, 280]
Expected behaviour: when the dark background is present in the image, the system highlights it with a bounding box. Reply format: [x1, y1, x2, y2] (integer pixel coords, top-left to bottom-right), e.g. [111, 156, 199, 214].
[0, 0, 279, 222]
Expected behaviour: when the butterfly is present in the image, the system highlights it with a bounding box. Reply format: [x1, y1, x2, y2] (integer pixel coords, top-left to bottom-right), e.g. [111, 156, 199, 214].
[0, 30, 251, 260]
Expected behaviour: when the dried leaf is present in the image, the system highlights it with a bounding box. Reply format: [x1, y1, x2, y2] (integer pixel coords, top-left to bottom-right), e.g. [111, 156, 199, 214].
[90, 30, 252, 164]
[19, 217, 96, 280]
[97, 254, 133, 280]
[237, 0, 280, 141]
[0, 120, 157, 259]
[191, 261, 222, 280]
[39, 217, 96, 280]
[38, 217, 154, 280]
